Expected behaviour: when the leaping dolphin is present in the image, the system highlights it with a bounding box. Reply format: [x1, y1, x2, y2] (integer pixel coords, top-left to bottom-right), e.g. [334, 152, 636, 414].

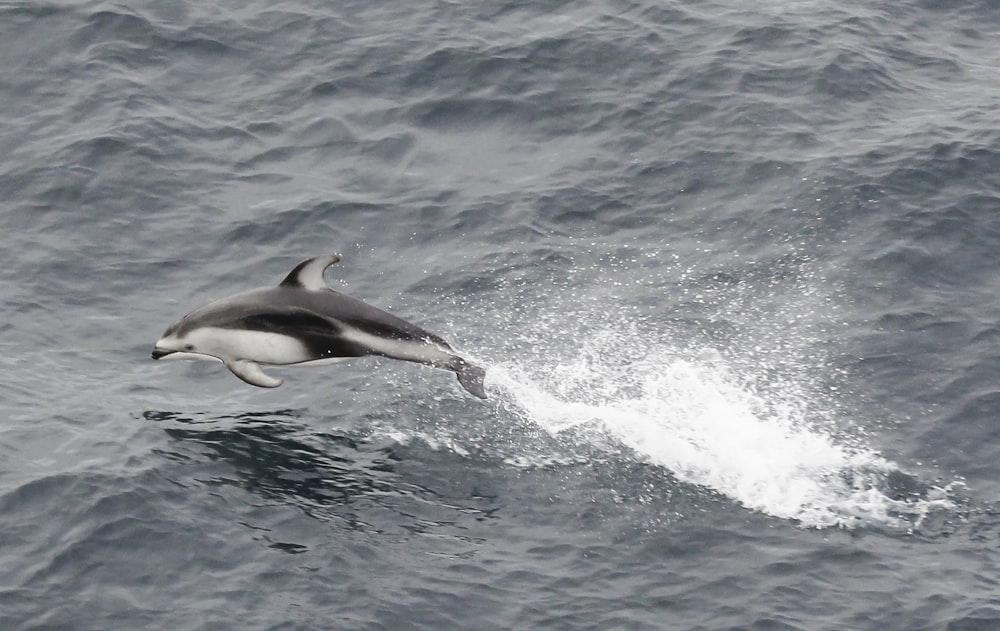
[151, 254, 487, 399]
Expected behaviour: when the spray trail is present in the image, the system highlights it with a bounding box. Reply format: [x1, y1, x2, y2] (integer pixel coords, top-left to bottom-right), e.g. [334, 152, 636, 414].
[486, 329, 956, 530]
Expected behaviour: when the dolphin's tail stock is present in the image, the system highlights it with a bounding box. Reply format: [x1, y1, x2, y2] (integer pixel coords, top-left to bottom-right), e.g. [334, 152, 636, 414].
[448, 356, 487, 399]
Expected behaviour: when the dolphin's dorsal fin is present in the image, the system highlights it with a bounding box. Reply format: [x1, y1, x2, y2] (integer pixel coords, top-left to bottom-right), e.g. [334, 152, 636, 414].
[279, 255, 341, 290]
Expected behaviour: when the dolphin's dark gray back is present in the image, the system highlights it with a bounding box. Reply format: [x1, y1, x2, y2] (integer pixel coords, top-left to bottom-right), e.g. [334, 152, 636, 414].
[169, 286, 449, 347]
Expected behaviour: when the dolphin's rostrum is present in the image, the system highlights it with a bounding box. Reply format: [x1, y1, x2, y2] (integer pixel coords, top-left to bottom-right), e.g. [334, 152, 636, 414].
[152, 255, 487, 399]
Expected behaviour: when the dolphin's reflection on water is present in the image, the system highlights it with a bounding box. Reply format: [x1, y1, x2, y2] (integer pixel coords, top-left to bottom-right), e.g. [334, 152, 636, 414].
[142, 409, 499, 541]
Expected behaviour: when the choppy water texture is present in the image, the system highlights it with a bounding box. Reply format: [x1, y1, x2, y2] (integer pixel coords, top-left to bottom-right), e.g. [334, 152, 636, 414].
[2, 1, 1000, 629]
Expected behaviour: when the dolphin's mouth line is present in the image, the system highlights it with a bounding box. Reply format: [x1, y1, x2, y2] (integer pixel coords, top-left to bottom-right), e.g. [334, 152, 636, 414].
[151, 348, 176, 360]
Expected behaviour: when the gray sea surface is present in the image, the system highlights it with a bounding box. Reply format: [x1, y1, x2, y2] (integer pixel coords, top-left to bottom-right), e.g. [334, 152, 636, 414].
[2, 1, 1000, 629]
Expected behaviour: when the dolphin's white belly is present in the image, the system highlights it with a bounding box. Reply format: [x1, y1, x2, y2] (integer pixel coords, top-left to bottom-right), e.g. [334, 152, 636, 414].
[211, 328, 314, 365]
[293, 356, 354, 367]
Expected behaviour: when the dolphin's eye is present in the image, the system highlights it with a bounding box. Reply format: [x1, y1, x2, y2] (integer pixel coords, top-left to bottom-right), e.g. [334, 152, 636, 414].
[184, 344, 195, 351]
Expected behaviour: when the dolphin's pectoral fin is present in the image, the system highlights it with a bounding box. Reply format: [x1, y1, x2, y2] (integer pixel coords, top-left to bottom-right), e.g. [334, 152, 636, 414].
[226, 360, 284, 388]
[449, 357, 487, 399]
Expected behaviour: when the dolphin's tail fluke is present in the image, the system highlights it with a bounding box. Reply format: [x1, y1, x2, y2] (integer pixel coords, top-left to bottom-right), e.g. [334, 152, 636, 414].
[450, 357, 487, 399]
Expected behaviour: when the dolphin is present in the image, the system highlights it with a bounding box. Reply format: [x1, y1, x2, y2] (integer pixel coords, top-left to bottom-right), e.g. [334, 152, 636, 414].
[151, 254, 487, 399]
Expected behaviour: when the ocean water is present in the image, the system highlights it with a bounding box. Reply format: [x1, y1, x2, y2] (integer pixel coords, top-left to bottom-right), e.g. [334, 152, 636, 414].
[2, 0, 1000, 629]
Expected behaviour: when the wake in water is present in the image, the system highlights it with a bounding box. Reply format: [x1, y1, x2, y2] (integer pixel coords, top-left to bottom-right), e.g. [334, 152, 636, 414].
[484, 327, 959, 530]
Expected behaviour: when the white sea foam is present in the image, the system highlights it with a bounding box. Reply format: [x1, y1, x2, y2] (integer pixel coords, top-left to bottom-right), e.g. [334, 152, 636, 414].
[486, 332, 956, 529]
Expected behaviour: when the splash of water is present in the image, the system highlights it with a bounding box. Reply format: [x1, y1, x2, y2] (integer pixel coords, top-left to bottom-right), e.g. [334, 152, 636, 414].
[486, 332, 956, 530]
